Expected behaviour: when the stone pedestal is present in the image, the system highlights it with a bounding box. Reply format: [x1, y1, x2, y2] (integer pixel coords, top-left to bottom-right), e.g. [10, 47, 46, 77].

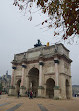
[20, 86, 26, 96]
[54, 86, 61, 99]
[8, 86, 15, 96]
[38, 86, 44, 97]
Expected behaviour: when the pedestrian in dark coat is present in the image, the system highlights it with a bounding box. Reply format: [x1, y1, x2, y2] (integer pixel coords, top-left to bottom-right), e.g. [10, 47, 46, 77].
[30, 91, 33, 99]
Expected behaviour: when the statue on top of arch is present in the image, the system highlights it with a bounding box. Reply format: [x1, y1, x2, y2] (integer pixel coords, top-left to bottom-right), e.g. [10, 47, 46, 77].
[34, 39, 42, 48]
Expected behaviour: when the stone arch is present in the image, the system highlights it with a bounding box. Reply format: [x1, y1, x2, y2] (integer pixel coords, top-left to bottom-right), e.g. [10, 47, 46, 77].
[46, 78, 55, 98]
[28, 67, 39, 97]
[27, 64, 39, 74]
[66, 79, 70, 99]
[16, 79, 21, 93]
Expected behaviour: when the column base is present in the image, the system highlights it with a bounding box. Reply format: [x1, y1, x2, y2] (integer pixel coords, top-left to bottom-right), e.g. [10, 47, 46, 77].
[20, 86, 26, 96]
[38, 86, 44, 98]
[54, 86, 61, 99]
[8, 86, 15, 96]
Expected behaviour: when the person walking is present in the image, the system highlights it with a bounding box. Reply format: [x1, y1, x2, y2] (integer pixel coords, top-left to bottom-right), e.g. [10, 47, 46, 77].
[30, 91, 33, 99]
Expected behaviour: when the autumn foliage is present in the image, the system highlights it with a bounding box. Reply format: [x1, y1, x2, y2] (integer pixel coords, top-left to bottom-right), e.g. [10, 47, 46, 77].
[13, 0, 79, 40]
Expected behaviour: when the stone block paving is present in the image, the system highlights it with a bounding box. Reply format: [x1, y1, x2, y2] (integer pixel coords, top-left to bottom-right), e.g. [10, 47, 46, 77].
[0, 95, 79, 111]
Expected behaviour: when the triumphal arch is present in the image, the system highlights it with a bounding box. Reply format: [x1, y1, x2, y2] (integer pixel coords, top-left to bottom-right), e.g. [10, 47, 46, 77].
[9, 42, 72, 99]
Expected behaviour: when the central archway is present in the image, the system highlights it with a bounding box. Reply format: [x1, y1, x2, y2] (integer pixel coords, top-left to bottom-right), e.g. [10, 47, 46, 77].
[16, 79, 21, 92]
[28, 67, 39, 97]
[46, 78, 55, 98]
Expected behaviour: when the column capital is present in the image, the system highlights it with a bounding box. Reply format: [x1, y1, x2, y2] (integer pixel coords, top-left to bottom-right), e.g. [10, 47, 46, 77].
[39, 61, 44, 66]
[54, 60, 59, 64]
[22, 62, 27, 68]
[12, 66, 16, 70]
[22, 64, 26, 68]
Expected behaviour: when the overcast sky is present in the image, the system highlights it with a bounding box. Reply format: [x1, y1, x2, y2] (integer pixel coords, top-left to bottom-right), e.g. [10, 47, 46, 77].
[0, 0, 79, 85]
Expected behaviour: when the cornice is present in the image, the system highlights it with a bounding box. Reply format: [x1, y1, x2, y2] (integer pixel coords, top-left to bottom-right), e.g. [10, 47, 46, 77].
[11, 53, 72, 65]
[60, 73, 72, 77]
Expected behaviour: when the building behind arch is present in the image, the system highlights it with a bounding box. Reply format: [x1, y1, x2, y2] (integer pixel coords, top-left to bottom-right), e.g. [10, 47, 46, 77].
[0, 71, 11, 93]
[9, 43, 72, 99]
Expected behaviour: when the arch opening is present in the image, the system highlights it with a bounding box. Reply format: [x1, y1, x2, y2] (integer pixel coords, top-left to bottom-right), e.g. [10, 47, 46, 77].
[16, 79, 21, 93]
[28, 67, 39, 97]
[66, 79, 70, 99]
[46, 78, 55, 98]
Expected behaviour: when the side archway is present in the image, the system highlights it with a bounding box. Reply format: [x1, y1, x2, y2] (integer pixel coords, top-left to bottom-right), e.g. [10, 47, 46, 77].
[66, 79, 70, 99]
[16, 79, 21, 93]
[46, 78, 55, 98]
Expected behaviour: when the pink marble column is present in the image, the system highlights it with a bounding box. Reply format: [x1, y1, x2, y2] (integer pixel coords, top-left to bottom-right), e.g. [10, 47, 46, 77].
[54, 59, 59, 86]
[11, 66, 16, 86]
[39, 64, 43, 86]
[26, 75, 29, 90]
[20, 63, 26, 87]
[21, 67, 25, 87]
[55, 63, 58, 86]
[38, 61, 44, 97]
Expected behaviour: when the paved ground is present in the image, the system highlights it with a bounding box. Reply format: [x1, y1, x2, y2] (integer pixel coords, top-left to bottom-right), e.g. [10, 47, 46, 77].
[0, 95, 79, 111]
